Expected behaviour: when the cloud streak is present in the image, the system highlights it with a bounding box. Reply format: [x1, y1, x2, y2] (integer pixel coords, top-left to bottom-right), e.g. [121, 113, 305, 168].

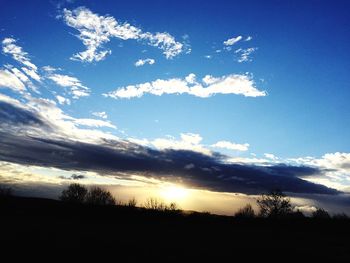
[104, 73, 266, 99]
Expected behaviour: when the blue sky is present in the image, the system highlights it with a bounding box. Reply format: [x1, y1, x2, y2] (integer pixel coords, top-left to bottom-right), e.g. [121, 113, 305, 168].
[1, 0, 350, 214]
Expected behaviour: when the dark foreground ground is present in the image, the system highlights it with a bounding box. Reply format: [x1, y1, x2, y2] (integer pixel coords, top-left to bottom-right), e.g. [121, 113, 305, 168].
[1, 196, 350, 262]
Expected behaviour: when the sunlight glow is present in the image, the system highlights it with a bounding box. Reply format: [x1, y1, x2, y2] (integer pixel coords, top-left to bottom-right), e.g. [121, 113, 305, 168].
[160, 185, 189, 201]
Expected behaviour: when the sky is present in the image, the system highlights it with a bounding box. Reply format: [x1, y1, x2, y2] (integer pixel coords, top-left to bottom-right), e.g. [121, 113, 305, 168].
[0, 0, 350, 215]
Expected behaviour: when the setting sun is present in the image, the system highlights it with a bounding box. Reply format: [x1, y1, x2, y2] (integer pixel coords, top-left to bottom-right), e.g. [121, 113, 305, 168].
[160, 185, 189, 202]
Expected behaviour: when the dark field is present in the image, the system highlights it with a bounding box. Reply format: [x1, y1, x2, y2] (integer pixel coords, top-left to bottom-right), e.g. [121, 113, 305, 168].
[1, 196, 349, 262]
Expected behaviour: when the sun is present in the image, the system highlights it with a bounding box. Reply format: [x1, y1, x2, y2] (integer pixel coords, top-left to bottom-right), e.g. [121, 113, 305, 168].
[160, 185, 189, 202]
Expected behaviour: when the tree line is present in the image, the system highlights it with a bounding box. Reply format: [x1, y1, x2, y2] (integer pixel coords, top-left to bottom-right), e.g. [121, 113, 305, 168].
[1, 184, 348, 219]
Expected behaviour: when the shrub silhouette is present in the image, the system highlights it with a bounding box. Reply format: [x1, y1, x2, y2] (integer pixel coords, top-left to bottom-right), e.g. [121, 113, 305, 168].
[332, 213, 348, 219]
[127, 197, 137, 207]
[85, 186, 116, 206]
[289, 209, 305, 218]
[0, 186, 13, 196]
[312, 208, 330, 219]
[60, 183, 88, 204]
[167, 202, 179, 212]
[234, 204, 255, 218]
[257, 190, 292, 218]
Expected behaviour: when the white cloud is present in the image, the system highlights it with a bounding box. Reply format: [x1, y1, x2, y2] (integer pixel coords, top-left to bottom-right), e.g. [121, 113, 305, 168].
[245, 36, 253, 41]
[204, 55, 212, 59]
[127, 133, 211, 155]
[21, 67, 41, 82]
[226, 157, 270, 165]
[223, 36, 242, 46]
[2, 38, 41, 81]
[235, 47, 257, 62]
[0, 69, 26, 92]
[92, 111, 107, 119]
[202, 75, 219, 85]
[56, 95, 71, 105]
[151, 133, 211, 155]
[104, 73, 266, 99]
[0, 94, 119, 144]
[10, 67, 30, 83]
[42, 65, 59, 73]
[291, 152, 350, 172]
[264, 153, 278, 160]
[127, 137, 151, 147]
[185, 73, 196, 84]
[211, 141, 249, 151]
[62, 7, 184, 62]
[48, 73, 90, 98]
[135, 58, 155, 67]
[141, 32, 183, 59]
[74, 118, 116, 129]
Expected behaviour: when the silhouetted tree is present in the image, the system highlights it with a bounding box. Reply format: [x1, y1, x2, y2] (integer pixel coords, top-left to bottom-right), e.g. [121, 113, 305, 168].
[60, 184, 87, 204]
[257, 190, 292, 218]
[144, 198, 167, 210]
[85, 186, 116, 206]
[234, 204, 255, 218]
[312, 208, 330, 219]
[166, 202, 180, 213]
[127, 197, 137, 207]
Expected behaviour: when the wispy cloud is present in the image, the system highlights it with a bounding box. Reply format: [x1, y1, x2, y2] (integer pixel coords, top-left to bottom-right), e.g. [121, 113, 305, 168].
[135, 58, 155, 67]
[235, 47, 257, 62]
[56, 95, 71, 105]
[212, 141, 249, 151]
[223, 36, 242, 46]
[74, 118, 116, 129]
[92, 111, 107, 119]
[0, 69, 26, 92]
[2, 38, 41, 81]
[62, 7, 184, 62]
[48, 73, 90, 99]
[104, 73, 266, 99]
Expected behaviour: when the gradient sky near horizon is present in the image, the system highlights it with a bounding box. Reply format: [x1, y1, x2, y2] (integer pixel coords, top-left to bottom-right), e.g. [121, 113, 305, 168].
[0, 0, 350, 215]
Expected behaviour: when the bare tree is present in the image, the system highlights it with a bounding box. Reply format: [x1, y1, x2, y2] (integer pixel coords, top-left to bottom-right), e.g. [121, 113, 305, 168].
[235, 204, 255, 218]
[85, 186, 116, 206]
[127, 197, 137, 207]
[144, 198, 167, 210]
[60, 184, 88, 204]
[257, 190, 292, 218]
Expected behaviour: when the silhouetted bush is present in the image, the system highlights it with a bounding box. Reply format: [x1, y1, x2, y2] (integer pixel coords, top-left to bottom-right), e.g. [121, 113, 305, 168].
[312, 208, 330, 219]
[333, 213, 348, 219]
[166, 202, 181, 213]
[234, 204, 255, 218]
[60, 184, 88, 204]
[85, 186, 116, 206]
[289, 209, 305, 218]
[127, 197, 137, 207]
[257, 190, 292, 218]
[0, 186, 13, 197]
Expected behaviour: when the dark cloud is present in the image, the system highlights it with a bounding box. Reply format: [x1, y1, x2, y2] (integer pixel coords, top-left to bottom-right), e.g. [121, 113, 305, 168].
[59, 174, 86, 180]
[0, 99, 339, 195]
